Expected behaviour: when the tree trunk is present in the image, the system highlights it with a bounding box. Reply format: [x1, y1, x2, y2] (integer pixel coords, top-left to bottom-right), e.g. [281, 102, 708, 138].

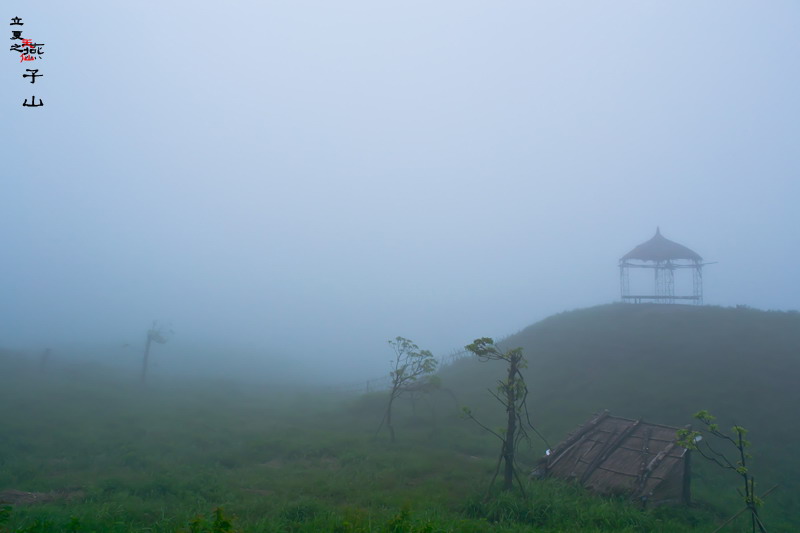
[503, 356, 518, 490]
[140, 334, 152, 384]
[387, 391, 397, 442]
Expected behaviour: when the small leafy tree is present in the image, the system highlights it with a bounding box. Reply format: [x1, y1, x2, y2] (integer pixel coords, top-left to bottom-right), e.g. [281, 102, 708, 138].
[677, 410, 767, 533]
[178, 507, 239, 533]
[377, 337, 437, 442]
[140, 320, 173, 384]
[464, 337, 549, 493]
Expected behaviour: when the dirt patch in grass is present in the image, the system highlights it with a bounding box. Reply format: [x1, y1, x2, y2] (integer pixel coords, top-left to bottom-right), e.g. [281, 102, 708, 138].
[0, 488, 84, 505]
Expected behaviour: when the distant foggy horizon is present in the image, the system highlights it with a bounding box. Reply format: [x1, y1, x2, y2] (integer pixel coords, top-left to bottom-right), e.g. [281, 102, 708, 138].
[4, 2, 799, 382]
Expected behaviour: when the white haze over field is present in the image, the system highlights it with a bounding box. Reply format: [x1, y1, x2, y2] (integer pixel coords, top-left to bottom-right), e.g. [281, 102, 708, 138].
[3, 2, 799, 382]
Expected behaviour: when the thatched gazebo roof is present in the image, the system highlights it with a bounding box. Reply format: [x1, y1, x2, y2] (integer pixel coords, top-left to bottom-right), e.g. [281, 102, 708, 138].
[621, 228, 702, 263]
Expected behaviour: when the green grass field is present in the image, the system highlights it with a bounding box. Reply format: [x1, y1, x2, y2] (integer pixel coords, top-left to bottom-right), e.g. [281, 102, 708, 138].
[1, 304, 797, 532]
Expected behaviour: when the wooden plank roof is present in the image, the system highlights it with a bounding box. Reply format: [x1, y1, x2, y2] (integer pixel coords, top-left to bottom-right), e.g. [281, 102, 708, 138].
[535, 410, 689, 505]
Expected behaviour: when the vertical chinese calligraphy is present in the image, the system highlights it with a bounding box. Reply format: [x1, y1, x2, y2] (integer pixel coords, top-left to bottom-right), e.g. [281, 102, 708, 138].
[9, 16, 46, 107]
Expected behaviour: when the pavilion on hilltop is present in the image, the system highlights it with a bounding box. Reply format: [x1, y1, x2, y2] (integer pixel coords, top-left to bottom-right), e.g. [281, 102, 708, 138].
[619, 228, 705, 305]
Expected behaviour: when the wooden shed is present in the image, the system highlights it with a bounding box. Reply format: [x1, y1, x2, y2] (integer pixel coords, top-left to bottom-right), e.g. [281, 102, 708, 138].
[533, 411, 691, 507]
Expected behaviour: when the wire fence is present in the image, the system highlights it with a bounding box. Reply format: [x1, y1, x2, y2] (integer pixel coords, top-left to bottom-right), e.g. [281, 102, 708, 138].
[325, 331, 520, 395]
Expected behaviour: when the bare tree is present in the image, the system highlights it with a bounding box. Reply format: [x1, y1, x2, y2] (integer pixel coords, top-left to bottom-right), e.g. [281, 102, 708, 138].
[677, 411, 768, 533]
[464, 337, 549, 493]
[377, 337, 437, 442]
[140, 321, 173, 384]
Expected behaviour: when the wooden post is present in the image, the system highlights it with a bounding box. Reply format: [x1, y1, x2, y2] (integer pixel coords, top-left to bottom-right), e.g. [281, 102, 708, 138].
[140, 332, 152, 384]
[39, 348, 51, 373]
[683, 448, 692, 505]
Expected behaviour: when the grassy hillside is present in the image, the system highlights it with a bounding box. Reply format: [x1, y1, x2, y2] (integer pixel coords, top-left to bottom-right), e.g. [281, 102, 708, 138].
[1, 303, 797, 532]
[441, 303, 800, 530]
[0, 359, 723, 533]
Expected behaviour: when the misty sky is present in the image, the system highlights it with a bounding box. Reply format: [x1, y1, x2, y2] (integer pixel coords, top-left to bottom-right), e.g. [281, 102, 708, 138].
[3, 2, 799, 380]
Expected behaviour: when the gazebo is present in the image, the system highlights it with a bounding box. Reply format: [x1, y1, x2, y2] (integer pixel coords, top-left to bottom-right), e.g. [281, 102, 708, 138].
[619, 228, 704, 305]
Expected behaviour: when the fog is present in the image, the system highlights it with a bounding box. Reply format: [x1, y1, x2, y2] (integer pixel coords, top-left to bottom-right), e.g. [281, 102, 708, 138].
[3, 1, 799, 383]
